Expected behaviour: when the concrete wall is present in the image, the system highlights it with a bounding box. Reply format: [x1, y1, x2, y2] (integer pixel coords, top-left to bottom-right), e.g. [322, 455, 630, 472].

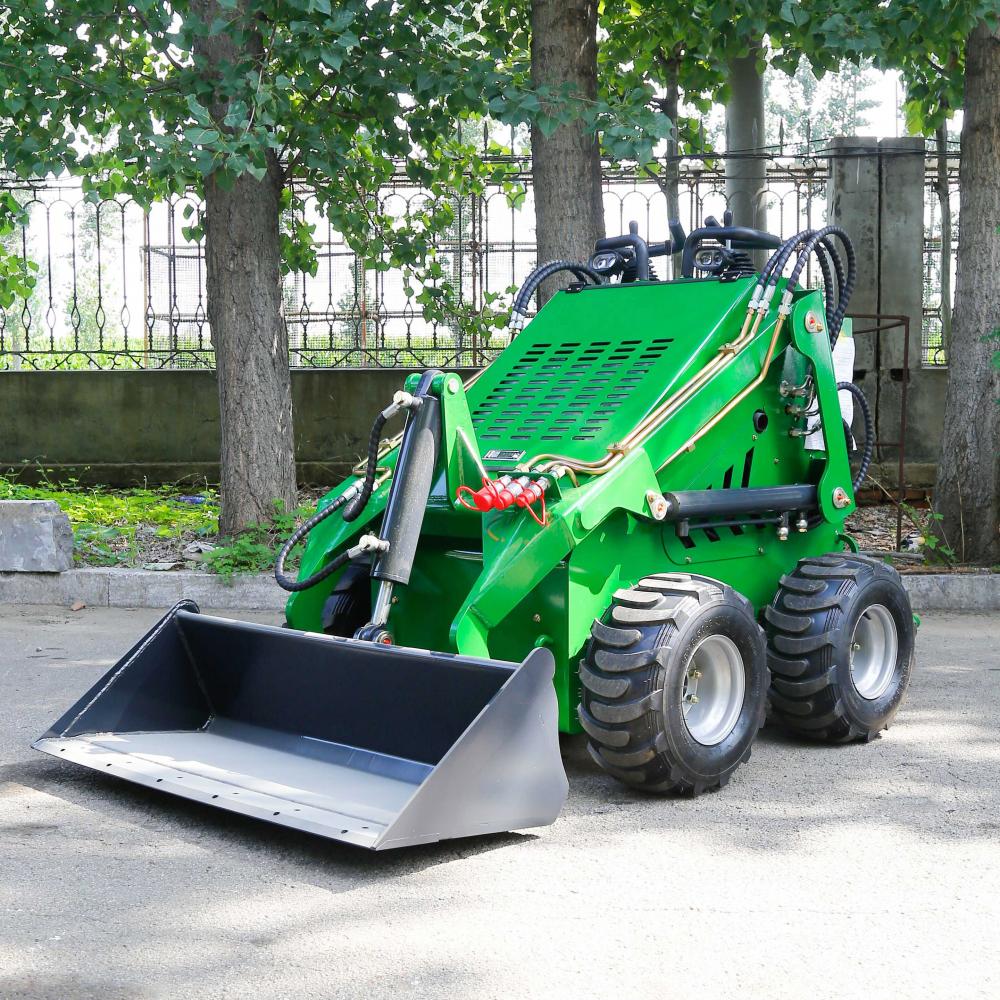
[0, 369, 471, 487]
[827, 136, 946, 476]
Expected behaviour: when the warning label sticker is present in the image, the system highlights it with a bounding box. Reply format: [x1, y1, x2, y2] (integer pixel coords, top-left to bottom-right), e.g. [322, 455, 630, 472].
[483, 449, 526, 463]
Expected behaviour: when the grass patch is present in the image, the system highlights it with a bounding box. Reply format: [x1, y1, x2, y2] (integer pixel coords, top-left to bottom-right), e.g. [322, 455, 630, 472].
[0, 472, 318, 575]
[0, 474, 218, 566]
[204, 502, 314, 581]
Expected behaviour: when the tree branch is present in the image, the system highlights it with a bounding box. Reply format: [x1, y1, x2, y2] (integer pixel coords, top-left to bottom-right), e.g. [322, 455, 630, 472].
[125, 3, 188, 75]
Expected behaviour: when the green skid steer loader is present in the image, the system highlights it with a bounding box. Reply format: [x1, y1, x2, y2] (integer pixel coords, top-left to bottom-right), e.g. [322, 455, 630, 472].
[36, 216, 915, 850]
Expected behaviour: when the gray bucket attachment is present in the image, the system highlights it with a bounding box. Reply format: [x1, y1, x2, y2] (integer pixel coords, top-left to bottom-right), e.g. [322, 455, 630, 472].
[33, 601, 568, 850]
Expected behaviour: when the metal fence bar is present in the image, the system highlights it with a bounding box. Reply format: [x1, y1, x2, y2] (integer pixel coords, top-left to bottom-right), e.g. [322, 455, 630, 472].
[846, 313, 911, 549]
[1, 148, 956, 371]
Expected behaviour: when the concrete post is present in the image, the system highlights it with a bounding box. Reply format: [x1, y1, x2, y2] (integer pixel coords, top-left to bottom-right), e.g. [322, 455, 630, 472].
[827, 134, 933, 478]
[826, 137, 880, 372]
[875, 137, 926, 473]
[877, 137, 926, 370]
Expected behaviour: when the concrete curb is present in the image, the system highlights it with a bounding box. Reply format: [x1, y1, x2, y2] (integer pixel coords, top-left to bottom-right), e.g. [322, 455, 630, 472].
[899, 573, 1000, 613]
[0, 568, 287, 611]
[0, 567, 997, 613]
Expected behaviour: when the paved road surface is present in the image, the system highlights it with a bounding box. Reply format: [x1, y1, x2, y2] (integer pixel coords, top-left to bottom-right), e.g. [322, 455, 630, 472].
[1, 606, 997, 999]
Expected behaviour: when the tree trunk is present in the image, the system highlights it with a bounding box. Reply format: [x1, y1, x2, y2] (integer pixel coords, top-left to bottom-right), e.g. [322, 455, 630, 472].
[725, 43, 767, 268]
[203, 164, 297, 536]
[933, 22, 1000, 564]
[658, 58, 682, 279]
[193, 0, 298, 535]
[530, 0, 604, 305]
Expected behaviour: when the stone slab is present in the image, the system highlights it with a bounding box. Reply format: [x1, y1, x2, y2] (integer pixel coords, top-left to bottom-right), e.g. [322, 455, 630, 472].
[0, 499, 74, 572]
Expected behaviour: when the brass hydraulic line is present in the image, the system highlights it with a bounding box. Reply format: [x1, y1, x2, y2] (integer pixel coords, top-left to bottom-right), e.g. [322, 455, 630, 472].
[618, 309, 761, 448]
[525, 307, 764, 476]
[527, 314, 759, 475]
[658, 312, 787, 471]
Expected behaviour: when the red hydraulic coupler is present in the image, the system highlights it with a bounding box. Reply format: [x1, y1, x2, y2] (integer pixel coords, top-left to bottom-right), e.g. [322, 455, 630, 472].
[456, 474, 532, 512]
[457, 474, 549, 526]
[515, 477, 550, 525]
[515, 477, 549, 509]
[493, 475, 531, 509]
[457, 474, 512, 512]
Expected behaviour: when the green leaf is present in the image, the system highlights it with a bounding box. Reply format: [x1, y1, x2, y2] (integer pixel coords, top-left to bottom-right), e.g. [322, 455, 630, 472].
[183, 127, 219, 146]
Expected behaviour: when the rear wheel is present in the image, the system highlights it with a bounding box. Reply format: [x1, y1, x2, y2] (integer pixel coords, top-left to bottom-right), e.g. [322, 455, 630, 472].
[579, 574, 768, 794]
[765, 553, 915, 742]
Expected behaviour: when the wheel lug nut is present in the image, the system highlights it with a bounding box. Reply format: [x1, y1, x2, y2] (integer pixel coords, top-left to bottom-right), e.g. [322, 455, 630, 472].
[689, 669, 702, 680]
[686, 694, 699, 704]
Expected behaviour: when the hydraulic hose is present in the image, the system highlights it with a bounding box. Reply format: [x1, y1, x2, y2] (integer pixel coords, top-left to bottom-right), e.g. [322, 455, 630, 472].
[757, 230, 851, 346]
[275, 397, 405, 592]
[826, 232, 856, 348]
[510, 260, 604, 329]
[514, 260, 603, 310]
[837, 380, 874, 492]
[343, 406, 393, 521]
[754, 229, 813, 308]
[818, 236, 846, 314]
[760, 229, 811, 286]
[813, 240, 837, 330]
[274, 489, 356, 592]
[785, 226, 856, 344]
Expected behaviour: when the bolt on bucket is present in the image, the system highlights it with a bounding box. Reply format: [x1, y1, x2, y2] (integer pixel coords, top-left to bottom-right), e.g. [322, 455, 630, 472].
[33, 601, 568, 850]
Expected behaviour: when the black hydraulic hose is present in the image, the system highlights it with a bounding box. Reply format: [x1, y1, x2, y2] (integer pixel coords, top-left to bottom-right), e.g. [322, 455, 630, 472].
[786, 226, 856, 344]
[515, 260, 603, 311]
[512, 260, 603, 320]
[274, 400, 400, 592]
[274, 491, 354, 592]
[759, 229, 853, 348]
[827, 233, 856, 348]
[343, 408, 390, 522]
[757, 229, 813, 296]
[813, 240, 837, 330]
[838, 381, 874, 492]
[819, 236, 846, 311]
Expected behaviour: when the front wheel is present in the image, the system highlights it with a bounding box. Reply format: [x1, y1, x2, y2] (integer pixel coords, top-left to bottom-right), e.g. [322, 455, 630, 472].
[765, 554, 915, 742]
[579, 574, 768, 795]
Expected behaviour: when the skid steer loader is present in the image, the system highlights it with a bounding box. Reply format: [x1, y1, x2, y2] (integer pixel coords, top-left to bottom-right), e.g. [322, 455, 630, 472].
[36, 215, 915, 850]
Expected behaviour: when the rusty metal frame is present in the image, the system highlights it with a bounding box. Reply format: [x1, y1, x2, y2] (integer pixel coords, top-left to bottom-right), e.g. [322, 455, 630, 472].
[846, 312, 910, 550]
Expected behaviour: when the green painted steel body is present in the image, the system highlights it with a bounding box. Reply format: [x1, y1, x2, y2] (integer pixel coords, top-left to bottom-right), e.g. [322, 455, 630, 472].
[285, 276, 855, 734]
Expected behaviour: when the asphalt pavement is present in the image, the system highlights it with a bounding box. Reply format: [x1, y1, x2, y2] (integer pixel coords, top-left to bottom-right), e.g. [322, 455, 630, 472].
[1, 605, 997, 1000]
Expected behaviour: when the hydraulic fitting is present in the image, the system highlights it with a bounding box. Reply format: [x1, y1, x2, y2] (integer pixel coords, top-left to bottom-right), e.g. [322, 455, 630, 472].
[832, 487, 851, 509]
[356, 534, 391, 554]
[645, 490, 670, 521]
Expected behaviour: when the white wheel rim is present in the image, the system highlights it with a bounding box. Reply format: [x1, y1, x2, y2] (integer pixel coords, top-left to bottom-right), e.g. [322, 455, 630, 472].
[850, 603, 898, 700]
[681, 634, 746, 746]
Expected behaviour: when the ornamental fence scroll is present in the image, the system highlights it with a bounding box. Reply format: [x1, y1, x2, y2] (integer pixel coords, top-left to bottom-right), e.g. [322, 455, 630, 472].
[0, 146, 957, 372]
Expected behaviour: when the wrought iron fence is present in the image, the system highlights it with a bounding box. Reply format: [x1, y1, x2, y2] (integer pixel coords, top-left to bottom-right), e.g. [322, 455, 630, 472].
[922, 154, 960, 367]
[0, 144, 956, 371]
